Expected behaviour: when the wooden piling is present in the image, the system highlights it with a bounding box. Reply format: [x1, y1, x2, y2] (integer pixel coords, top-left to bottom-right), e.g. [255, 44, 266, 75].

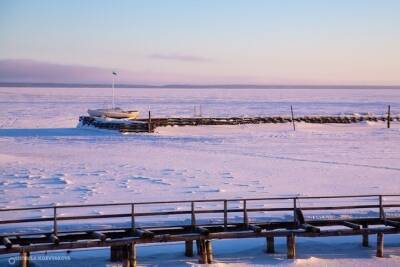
[148, 110, 152, 133]
[185, 241, 194, 257]
[376, 233, 384, 257]
[20, 250, 29, 267]
[362, 224, 369, 247]
[266, 236, 275, 253]
[290, 105, 296, 131]
[111, 245, 127, 261]
[198, 240, 208, 264]
[128, 243, 137, 267]
[387, 105, 391, 129]
[287, 233, 296, 259]
[205, 240, 213, 263]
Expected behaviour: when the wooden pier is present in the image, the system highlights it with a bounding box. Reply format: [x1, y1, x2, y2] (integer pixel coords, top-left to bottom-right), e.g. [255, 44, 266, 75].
[1, 194, 399, 266]
[79, 115, 400, 133]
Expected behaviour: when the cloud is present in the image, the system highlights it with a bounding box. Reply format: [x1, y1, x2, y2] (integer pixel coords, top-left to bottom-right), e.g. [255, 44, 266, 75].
[0, 59, 109, 83]
[147, 53, 212, 62]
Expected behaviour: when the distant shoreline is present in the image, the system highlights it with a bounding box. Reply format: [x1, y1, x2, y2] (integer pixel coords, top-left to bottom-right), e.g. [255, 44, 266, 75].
[1, 82, 399, 89]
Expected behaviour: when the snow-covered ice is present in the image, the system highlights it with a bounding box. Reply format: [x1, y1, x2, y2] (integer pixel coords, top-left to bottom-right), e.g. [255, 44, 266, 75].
[0, 87, 399, 266]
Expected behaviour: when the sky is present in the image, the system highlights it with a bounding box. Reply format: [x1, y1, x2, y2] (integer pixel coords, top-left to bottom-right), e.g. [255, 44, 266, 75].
[0, 0, 399, 85]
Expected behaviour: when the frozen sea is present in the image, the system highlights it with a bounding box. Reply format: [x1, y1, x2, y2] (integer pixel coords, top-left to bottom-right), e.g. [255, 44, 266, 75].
[0, 87, 399, 266]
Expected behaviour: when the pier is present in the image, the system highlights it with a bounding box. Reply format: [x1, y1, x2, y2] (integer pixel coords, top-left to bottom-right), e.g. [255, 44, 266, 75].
[1, 194, 399, 266]
[79, 114, 400, 133]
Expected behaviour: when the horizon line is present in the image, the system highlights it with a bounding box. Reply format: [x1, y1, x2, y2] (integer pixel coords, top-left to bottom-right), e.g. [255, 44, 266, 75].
[0, 82, 399, 89]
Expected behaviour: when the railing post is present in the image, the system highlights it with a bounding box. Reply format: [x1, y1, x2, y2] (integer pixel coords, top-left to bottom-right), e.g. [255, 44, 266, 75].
[379, 195, 385, 220]
[243, 200, 249, 228]
[191, 201, 196, 230]
[131, 204, 135, 231]
[53, 206, 58, 235]
[223, 200, 228, 230]
[293, 198, 297, 224]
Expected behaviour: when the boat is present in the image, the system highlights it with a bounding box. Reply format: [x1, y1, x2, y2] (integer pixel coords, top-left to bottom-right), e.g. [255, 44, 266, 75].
[87, 71, 140, 119]
[88, 108, 139, 119]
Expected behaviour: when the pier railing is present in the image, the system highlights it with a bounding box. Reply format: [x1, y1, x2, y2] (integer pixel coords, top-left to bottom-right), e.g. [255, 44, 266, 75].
[1, 194, 400, 236]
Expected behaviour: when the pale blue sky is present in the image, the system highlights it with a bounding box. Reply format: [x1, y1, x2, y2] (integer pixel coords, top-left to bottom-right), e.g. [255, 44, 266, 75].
[0, 0, 399, 84]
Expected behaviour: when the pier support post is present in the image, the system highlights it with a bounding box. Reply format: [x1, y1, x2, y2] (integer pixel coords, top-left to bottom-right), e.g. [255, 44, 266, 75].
[287, 233, 296, 259]
[148, 110, 152, 133]
[185, 240, 194, 257]
[20, 251, 30, 267]
[266, 236, 275, 253]
[122, 243, 136, 267]
[205, 240, 213, 264]
[111, 245, 127, 262]
[376, 233, 384, 258]
[362, 224, 369, 247]
[198, 240, 208, 264]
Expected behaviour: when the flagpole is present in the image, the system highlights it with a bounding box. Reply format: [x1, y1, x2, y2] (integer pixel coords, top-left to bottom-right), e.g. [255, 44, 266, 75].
[112, 74, 115, 109]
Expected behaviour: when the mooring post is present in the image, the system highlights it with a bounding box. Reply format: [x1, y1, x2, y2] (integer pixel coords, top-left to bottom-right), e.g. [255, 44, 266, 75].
[362, 224, 369, 247]
[205, 240, 213, 263]
[266, 236, 275, 253]
[148, 110, 152, 133]
[287, 233, 296, 259]
[185, 241, 194, 257]
[290, 105, 296, 131]
[387, 105, 391, 129]
[376, 232, 384, 257]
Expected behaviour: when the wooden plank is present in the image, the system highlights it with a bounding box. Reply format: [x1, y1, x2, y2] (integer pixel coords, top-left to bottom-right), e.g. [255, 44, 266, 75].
[49, 234, 60, 245]
[248, 224, 262, 233]
[90, 231, 106, 242]
[2, 237, 12, 249]
[194, 227, 210, 236]
[300, 224, 320, 233]
[339, 221, 361, 230]
[134, 229, 154, 238]
[384, 220, 400, 228]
